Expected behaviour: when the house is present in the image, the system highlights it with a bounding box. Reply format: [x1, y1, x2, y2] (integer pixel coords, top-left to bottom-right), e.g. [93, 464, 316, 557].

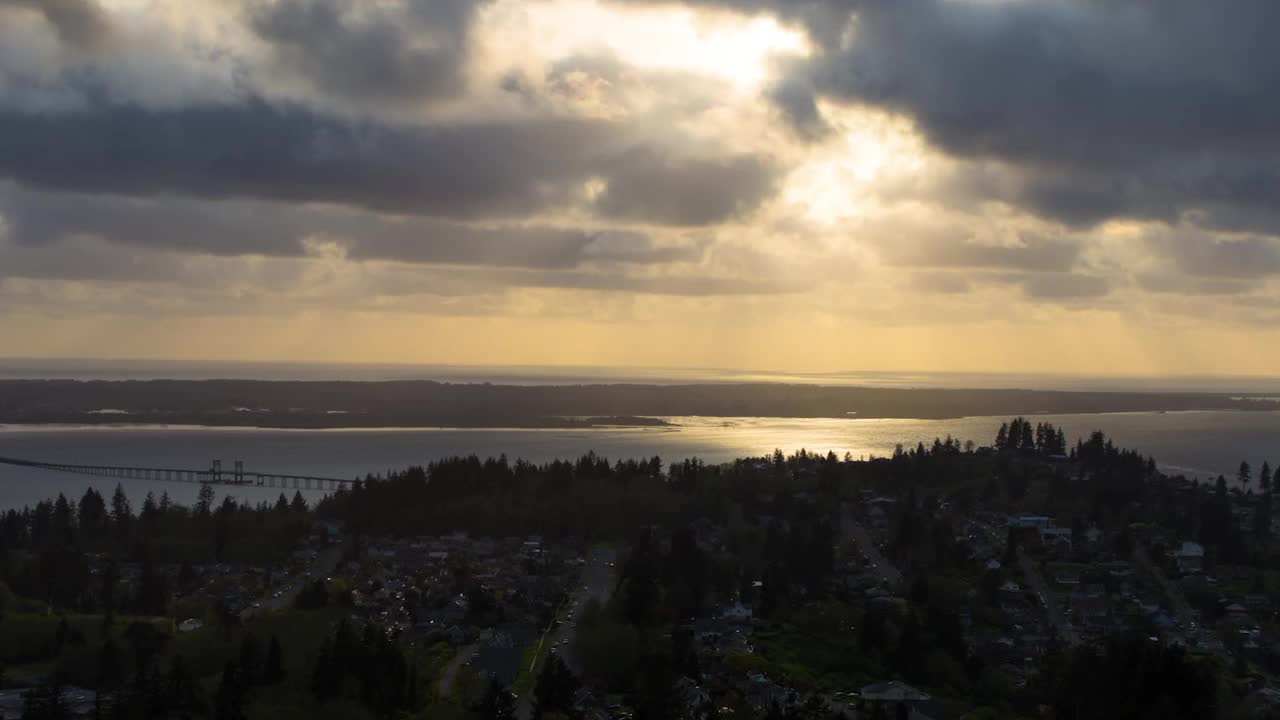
[674, 677, 712, 717]
[1009, 515, 1052, 531]
[473, 623, 536, 687]
[860, 681, 937, 719]
[861, 681, 930, 703]
[1175, 542, 1205, 574]
[1047, 534, 1073, 560]
[721, 602, 753, 623]
[999, 580, 1023, 605]
[868, 505, 889, 529]
[1070, 591, 1109, 630]
[1054, 569, 1081, 587]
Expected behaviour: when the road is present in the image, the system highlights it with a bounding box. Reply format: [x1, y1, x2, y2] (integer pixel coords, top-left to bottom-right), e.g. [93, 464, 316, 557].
[516, 546, 618, 719]
[1016, 548, 1080, 647]
[1133, 548, 1195, 624]
[842, 506, 902, 587]
[550, 546, 617, 674]
[436, 642, 479, 699]
[242, 544, 343, 619]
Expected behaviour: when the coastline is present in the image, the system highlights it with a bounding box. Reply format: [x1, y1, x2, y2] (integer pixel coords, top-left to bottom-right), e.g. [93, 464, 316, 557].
[0, 406, 1276, 433]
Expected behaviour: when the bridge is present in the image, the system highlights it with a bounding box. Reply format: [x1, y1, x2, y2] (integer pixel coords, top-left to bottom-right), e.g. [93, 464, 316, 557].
[0, 456, 355, 490]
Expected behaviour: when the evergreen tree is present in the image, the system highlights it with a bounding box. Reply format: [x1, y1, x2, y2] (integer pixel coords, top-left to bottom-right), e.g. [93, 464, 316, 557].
[165, 655, 204, 715]
[533, 654, 578, 717]
[1239, 461, 1253, 492]
[195, 484, 215, 517]
[77, 488, 107, 540]
[213, 661, 247, 720]
[263, 636, 285, 684]
[238, 632, 263, 685]
[109, 485, 132, 544]
[98, 639, 124, 693]
[478, 677, 516, 720]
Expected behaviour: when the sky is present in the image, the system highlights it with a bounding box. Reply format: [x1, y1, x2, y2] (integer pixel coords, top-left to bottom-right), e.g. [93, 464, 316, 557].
[1, 0, 1279, 377]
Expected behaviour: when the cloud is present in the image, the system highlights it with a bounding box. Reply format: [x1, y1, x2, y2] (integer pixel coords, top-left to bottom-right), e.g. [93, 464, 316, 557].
[1148, 234, 1280, 279]
[769, 75, 831, 141]
[248, 0, 484, 105]
[0, 100, 779, 225]
[0, 0, 110, 50]
[909, 272, 969, 295]
[590, 148, 779, 226]
[0, 186, 713, 271]
[669, 0, 1280, 231]
[1135, 273, 1260, 297]
[876, 236, 1081, 273]
[1018, 272, 1110, 301]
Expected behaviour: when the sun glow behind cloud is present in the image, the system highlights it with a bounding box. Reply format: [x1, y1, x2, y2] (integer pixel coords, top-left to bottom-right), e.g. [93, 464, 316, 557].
[504, 0, 808, 93]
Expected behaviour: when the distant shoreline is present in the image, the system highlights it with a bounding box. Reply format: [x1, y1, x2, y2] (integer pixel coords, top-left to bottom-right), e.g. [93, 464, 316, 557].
[1, 407, 1278, 434]
[0, 378, 1275, 430]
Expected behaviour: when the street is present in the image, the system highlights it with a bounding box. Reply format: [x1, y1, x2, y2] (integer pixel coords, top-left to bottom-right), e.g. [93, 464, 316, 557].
[1016, 548, 1080, 647]
[516, 546, 618, 718]
[842, 506, 903, 587]
[242, 544, 344, 620]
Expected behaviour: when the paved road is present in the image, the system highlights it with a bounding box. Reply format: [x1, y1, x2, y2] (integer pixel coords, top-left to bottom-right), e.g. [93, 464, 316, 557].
[436, 642, 479, 699]
[1017, 548, 1080, 647]
[516, 547, 618, 719]
[552, 546, 617, 674]
[1133, 548, 1195, 624]
[842, 506, 902, 587]
[243, 545, 343, 619]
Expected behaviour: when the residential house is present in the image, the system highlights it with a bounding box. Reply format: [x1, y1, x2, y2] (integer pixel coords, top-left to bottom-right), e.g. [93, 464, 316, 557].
[1175, 542, 1205, 574]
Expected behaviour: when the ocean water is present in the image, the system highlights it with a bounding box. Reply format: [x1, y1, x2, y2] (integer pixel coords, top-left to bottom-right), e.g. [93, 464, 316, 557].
[0, 411, 1276, 511]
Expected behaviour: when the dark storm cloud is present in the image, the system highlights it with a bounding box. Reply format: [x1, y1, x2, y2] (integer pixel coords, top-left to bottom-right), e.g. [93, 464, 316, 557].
[801, 0, 1280, 227]
[248, 0, 484, 104]
[877, 237, 1081, 273]
[0, 0, 110, 49]
[0, 101, 778, 225]
[0, 102, 596, 219]
[0, 186, 706, 271]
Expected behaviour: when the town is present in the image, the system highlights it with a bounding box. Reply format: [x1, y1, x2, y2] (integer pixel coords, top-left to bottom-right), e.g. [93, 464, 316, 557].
[0, 419, 1275, 720]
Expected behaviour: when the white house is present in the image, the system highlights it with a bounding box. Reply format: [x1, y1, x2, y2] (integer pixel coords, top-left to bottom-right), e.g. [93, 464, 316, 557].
[1175, 541, 1205, 574]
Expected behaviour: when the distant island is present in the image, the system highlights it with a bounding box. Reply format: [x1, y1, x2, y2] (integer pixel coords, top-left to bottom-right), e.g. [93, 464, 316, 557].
[0, 379, 1275, 428]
